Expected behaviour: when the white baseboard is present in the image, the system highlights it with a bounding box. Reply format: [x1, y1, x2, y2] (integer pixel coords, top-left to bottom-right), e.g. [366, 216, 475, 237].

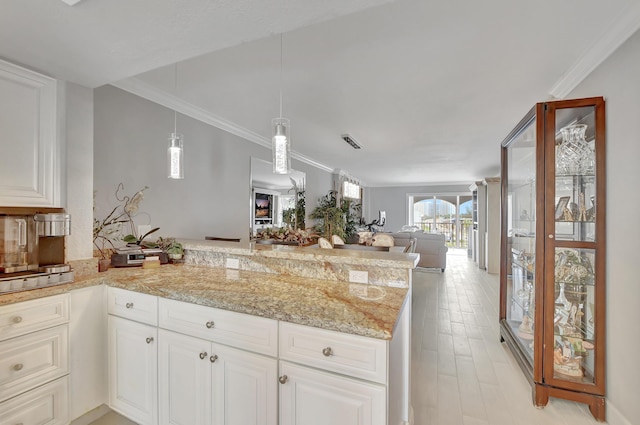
[607, 399, 634, 425]
[69, 404, 111, 425]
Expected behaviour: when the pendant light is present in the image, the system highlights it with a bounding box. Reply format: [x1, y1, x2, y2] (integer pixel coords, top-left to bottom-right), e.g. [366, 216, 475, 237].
[272, 34, 291, 174]
[168, 63, 184, 179]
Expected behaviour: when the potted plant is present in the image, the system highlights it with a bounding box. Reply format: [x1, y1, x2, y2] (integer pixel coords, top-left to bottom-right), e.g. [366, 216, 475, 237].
[309, 190, 361, 241]
[155, 237, 184, 261]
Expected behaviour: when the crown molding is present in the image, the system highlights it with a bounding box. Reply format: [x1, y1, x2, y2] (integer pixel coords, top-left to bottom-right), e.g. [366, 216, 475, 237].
[549, 3, 640, 99]
[110, 77, 334, 173]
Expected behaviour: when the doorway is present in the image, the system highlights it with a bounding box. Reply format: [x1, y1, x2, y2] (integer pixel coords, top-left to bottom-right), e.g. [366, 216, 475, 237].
[407, 194, 472, 249]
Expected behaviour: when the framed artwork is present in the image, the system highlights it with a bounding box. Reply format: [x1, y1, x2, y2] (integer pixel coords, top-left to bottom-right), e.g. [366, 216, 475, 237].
[554, 196, 570, 221]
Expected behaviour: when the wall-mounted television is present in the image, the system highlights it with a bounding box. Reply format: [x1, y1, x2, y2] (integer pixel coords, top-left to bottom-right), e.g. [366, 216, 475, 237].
[254, 193, 273, 221]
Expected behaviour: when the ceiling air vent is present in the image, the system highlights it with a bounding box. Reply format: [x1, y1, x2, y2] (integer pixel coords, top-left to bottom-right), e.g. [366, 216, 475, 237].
[341, 134, 362, 149]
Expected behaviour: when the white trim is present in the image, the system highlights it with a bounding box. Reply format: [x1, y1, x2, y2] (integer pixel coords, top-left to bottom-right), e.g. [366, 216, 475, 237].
[110, 78, 334, 173]
[606, 399, 634, 425]
[370, 180, 474, 188]
[549, 2, 640, 99]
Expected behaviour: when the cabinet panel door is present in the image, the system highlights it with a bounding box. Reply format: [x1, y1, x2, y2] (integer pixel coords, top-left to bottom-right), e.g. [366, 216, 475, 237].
[0, 59, 59, 207]
[158, 329, 211, 425]
[108, 315, 157, 425]
[211, 343, 277, 425]
[0, 376, 68, 425]
[279, 361, 385, 425]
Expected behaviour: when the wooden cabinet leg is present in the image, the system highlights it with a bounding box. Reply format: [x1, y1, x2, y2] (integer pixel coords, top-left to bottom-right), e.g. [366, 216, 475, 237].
[533, 384, 549, 408]
[588, 397, 606, 422]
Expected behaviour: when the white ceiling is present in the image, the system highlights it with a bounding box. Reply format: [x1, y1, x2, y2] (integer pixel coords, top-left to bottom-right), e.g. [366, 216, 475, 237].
[2, 0, 639, 187]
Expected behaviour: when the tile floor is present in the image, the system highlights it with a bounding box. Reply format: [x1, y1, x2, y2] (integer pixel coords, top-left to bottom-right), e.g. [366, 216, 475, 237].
[411, 249, 603, 425]
[88, 249, 604, 425]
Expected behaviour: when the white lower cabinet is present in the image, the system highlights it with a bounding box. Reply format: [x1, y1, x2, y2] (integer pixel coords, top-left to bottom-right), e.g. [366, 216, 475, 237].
[0, 376, 68, 425]
[158, 328, 277, 425]
[278, 361, 386, 425]
[108, 315, 158, 425]
[0, 294, 70, 425]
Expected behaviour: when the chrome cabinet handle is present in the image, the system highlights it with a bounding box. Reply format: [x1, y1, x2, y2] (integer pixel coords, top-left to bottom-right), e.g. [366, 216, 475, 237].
[210, 354, 218, 363]
[278, 375, 288, 384]
[322, 347, 333, 357]
[199, 351, 208, 360]
[146, 337, 154, 344]
[12, 316, 23, 324]
[125, 302, 134, 309]
[205, 321, 215, 329]
[13, 363, 24, 371]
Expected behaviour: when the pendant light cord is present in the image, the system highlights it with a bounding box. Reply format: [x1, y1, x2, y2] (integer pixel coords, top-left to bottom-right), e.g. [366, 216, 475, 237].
[279, 33, 283, 119]
[174, 63, 178, 134]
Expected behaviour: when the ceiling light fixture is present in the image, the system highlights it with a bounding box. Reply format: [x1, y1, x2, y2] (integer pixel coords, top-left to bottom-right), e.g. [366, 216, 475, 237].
[341, 134, 362, 149]
[272, 34, 291, 175]
[168, 63, 184, 179]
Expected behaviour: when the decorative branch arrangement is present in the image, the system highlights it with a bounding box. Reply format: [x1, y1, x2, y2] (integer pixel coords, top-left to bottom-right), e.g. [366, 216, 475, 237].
[93, 183, 158, 258]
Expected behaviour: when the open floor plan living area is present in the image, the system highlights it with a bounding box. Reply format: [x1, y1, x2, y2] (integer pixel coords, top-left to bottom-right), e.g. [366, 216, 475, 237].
[1, 1, 639, 424]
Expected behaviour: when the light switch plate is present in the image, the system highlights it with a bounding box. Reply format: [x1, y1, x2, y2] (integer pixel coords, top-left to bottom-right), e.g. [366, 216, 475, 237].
[225, 258, 240, 269]
[349, 270, 368, 284]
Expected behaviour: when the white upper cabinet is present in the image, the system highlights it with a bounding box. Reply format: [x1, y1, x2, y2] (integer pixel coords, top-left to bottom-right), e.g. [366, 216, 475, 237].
[0, 59, 60, 207]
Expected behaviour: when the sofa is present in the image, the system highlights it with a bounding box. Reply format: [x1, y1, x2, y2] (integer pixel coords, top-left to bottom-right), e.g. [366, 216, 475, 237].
[389, 231, 448, 271]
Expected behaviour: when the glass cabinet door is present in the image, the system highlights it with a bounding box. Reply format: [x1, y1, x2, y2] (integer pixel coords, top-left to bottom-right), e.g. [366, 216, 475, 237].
[545, 99, 605, 391]
[503, 115, 538, 366]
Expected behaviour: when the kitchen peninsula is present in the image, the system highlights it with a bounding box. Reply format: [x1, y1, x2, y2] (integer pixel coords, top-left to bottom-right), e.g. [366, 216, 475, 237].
[0, 240, 417, 425]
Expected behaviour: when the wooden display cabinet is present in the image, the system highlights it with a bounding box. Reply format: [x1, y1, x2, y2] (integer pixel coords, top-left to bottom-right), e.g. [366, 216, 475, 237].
[499, 97, 606, 421]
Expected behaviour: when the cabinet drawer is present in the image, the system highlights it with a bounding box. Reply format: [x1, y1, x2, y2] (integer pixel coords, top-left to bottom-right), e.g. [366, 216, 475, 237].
[0, 294, 69, 342]
[0, 376, 68, 425]
[279, 322, 387, 384]
[108, 287, 158, 326]
[159, 298, 278, 356]
[0, 324, 69, 402]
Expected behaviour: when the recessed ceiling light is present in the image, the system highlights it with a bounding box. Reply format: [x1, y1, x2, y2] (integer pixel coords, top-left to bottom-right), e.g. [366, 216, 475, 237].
[341, 134, 362, 149]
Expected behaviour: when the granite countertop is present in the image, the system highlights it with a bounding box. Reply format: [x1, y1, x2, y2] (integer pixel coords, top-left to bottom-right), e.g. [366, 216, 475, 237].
[0, 264, 409, 340]
[183, 239, 420, 269]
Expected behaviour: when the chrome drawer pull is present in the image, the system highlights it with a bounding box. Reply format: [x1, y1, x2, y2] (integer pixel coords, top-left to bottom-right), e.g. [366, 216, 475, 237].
[13, 316, 23, 324]
[210, 354, 218, 363]
[13, 363, 24, 371]
[322, 347, 333, 357]
[146, 337, 154, 344]
[125, 302, 134, 309]
[199, 351, 208, 360]
[205, 321, 215, 329]
[278, 375, 288, 384]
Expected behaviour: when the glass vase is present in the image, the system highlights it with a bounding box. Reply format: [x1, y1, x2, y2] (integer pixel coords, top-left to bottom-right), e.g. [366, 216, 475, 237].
[556, 124, 593, 175]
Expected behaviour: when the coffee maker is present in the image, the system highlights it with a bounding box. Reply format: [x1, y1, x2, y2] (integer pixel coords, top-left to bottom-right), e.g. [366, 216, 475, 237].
[0, 207, 72, 292]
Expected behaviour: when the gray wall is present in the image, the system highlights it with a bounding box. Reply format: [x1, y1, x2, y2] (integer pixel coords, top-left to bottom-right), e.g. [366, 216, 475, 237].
[568, 29, 640, 425]
[94, 85, 331, 243]
[364, 184, 472, 232]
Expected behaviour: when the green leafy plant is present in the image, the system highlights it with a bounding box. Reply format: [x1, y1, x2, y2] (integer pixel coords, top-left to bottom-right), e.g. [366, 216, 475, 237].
[154, 236, 184, 258]
[122, 227, 160, 246]
[282, 178, 306, 230]
[309, 190, 361, 241]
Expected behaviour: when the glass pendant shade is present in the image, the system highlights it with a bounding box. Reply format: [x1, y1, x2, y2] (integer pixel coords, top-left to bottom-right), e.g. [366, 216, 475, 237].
[272, 118, 290, 174]
[168, 132, 184, 179]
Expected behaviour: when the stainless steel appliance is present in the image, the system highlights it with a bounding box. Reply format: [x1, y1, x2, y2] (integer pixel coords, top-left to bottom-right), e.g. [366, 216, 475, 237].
[0, 207, 72, 293]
